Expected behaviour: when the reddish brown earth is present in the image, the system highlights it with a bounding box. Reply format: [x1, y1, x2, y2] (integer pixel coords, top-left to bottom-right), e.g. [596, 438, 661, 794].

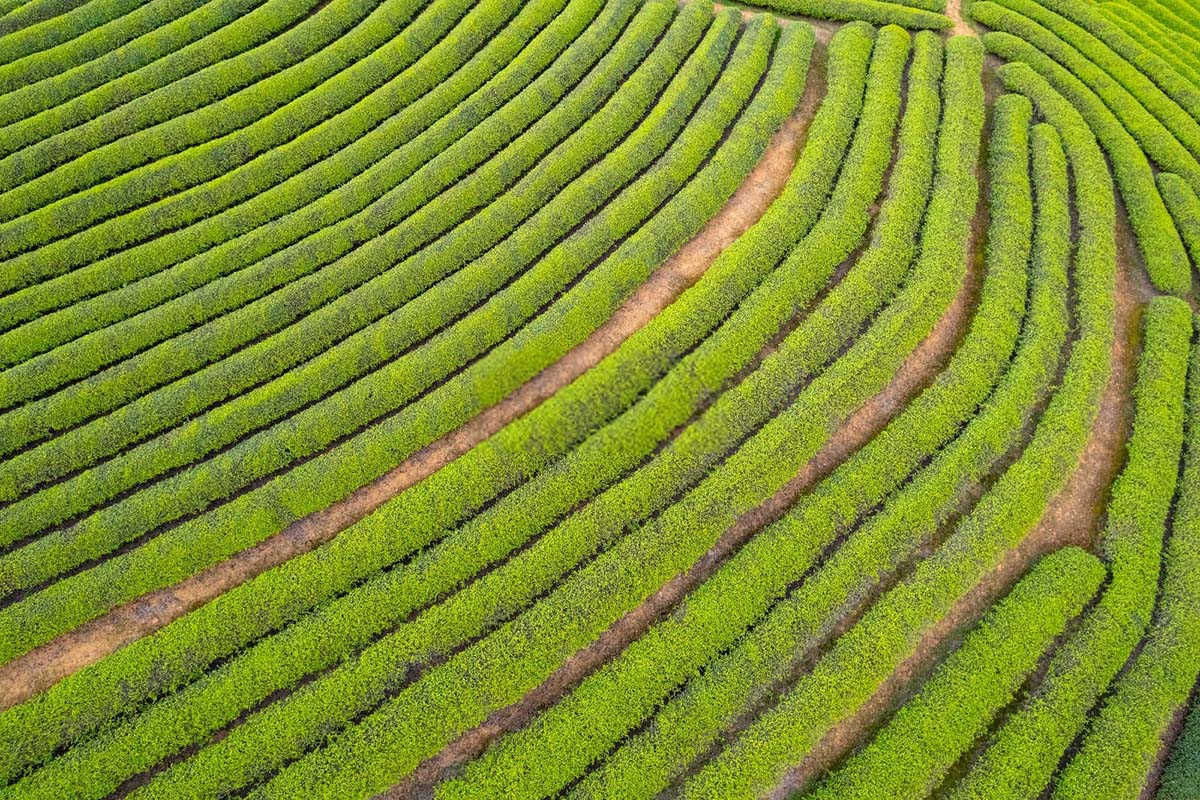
[0, 64, 828, 713]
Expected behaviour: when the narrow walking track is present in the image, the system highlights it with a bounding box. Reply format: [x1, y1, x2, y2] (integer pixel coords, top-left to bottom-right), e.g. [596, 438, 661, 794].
[0, 70, 828, 712]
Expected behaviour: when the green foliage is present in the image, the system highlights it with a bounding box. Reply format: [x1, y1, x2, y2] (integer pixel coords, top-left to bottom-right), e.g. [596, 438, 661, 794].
[732, 0, 951, 28]
[1161, 693, 1200, 800]
[1159, 172, 1200, 271]
[807, 548, 1105, 800]
[0, 0, 142, 68]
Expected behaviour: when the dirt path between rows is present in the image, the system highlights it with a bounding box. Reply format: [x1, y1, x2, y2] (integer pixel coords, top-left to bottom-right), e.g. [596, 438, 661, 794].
[0, 64, 828, 712]
[383, 151, 982, 799]
[946, 0, 977, 38]
[768, 215, 1146, 796]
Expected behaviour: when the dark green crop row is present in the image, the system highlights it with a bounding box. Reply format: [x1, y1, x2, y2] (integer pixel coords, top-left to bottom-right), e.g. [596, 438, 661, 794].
[0, 0, 577, 350]
[0, 0, 518, 319]
[0, 0, 141, 69]
[0, 16, 794, 800]
[990, 0, 1200, 178]
[0, 0, 772, 667]
[0, 0, 715, 594]
[0, 0, 455, 255]
[0, 0, 199, 93]
[1159, 172, 1200, 271]
[0, 0, 656, 460]
[0, 0, 393, 230]
[0, 0, 724, 597]
[432, 25, 914, 799]
[973, 3, 1194, 295]
[1161, 696, 1200, 800]
[0, 0, 659, 527]
[0, 0, 628, 421]
[1049, 302, 1196, 800]
[809, 548, 1105, 800]
[0, 0, 277, 126]
[244, 30, 979, 800]
[0, 0, 516, 312]
[0, 13, 818, 781]
[0, 0, 323, 159]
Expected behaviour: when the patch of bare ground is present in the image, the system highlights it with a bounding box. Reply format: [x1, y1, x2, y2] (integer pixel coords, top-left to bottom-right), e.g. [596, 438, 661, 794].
[0, 69, 827, 713]
[766, 210, 1145, 798]
[946, 0, 977, 38]
[382, 158, 982, 799]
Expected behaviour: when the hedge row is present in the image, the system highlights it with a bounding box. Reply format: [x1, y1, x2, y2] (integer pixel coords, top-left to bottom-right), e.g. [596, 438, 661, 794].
[0, 0, 395, 235]
[0, 0, 323, 159]
[0, 17, 789, 800]
[0, 0, 661, 459]
[941, 71, 1152, 800]
[0, 0, 578, 349]
[0, 0, 621, 396]
[1098, 2, 1200, 90]
[0, 0, 723, 595]
[724, 0, 950, 28]
[0, 0, 768, 667]
[642, 112, 1067, 800]
[809, 548, 1105, 800]
[1159, 172, 1200, 271]
[989, 0, 1200, 179]
[0, 12, 819, 780]
[1049, 304, 1197, 800]
[0, 0, 92, 38]
[0, 0, 660, 518]
[441, 35, 1015, 800]
[1161, 693, 1200, 800]
[0, 0, 458, 257]
[0, 0, 200, 93]
[973, 4, 1194, 295]
[0, 0, 282, 126]
[0, 0, 517, 305]
[0, 0, 141, 68]
[246, 29, 981, 800]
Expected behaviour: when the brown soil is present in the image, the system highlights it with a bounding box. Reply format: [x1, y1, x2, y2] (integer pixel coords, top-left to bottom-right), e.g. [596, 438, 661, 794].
[766, 205, 1146, 798]
[0, 77, 825, 713]
[946, 0, 977, 37]
[383, 147, 981, 799]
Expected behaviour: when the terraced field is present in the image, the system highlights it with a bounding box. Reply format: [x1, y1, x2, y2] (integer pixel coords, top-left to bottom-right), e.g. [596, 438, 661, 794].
[0, 0, 1197, 797]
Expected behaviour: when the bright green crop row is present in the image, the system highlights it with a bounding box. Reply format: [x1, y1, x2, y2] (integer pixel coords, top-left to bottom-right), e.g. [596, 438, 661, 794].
[973, 5, 1193, 296]
[0, 0, 628, 417]
[0, 0, 515, 314]
[0, 0, 393, 232]
[27, 18, 789, 800]
[944, 101, 1175, 796]
[1159, 172, 1200, 271]
[243, 31, 981, 800]
[808, 548, 1105, 800]
[0, 0, 140, 68]
[1098, 2, 1200, 90]
[0, 0, 199, 93]
[0, 0, 656, 461]
[646, 111, 1066, 800]
[0, 0, 774, 666]
[1050, 304, 1197, 800]
[0, 0, 273, 126]
[0, 0, 722, 596]
[0, 0, 90, 37]
[990, 0, 1200, 177]
[0, 0, 578, 349]
[0, 0, 455, 256]
[0, 0, 322, 159]
[0, 13, 819, 780]
[0, 0, 714, 596]
[1126, 0, 1200, 37]
[0, 0, 657, 518]
[728, 0, 950, 27]
[431, 25, 913, 799]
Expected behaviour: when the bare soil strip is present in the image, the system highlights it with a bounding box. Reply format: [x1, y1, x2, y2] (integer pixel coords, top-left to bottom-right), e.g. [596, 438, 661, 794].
[767, 221, 1144, 798]
[383, 183, 982, 799]
[946, 0, 977, 38]
[0, 73, 826, 712]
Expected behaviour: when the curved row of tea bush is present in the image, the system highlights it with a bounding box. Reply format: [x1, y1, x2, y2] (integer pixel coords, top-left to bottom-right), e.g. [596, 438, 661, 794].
[1160, 172, 1200, 267]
